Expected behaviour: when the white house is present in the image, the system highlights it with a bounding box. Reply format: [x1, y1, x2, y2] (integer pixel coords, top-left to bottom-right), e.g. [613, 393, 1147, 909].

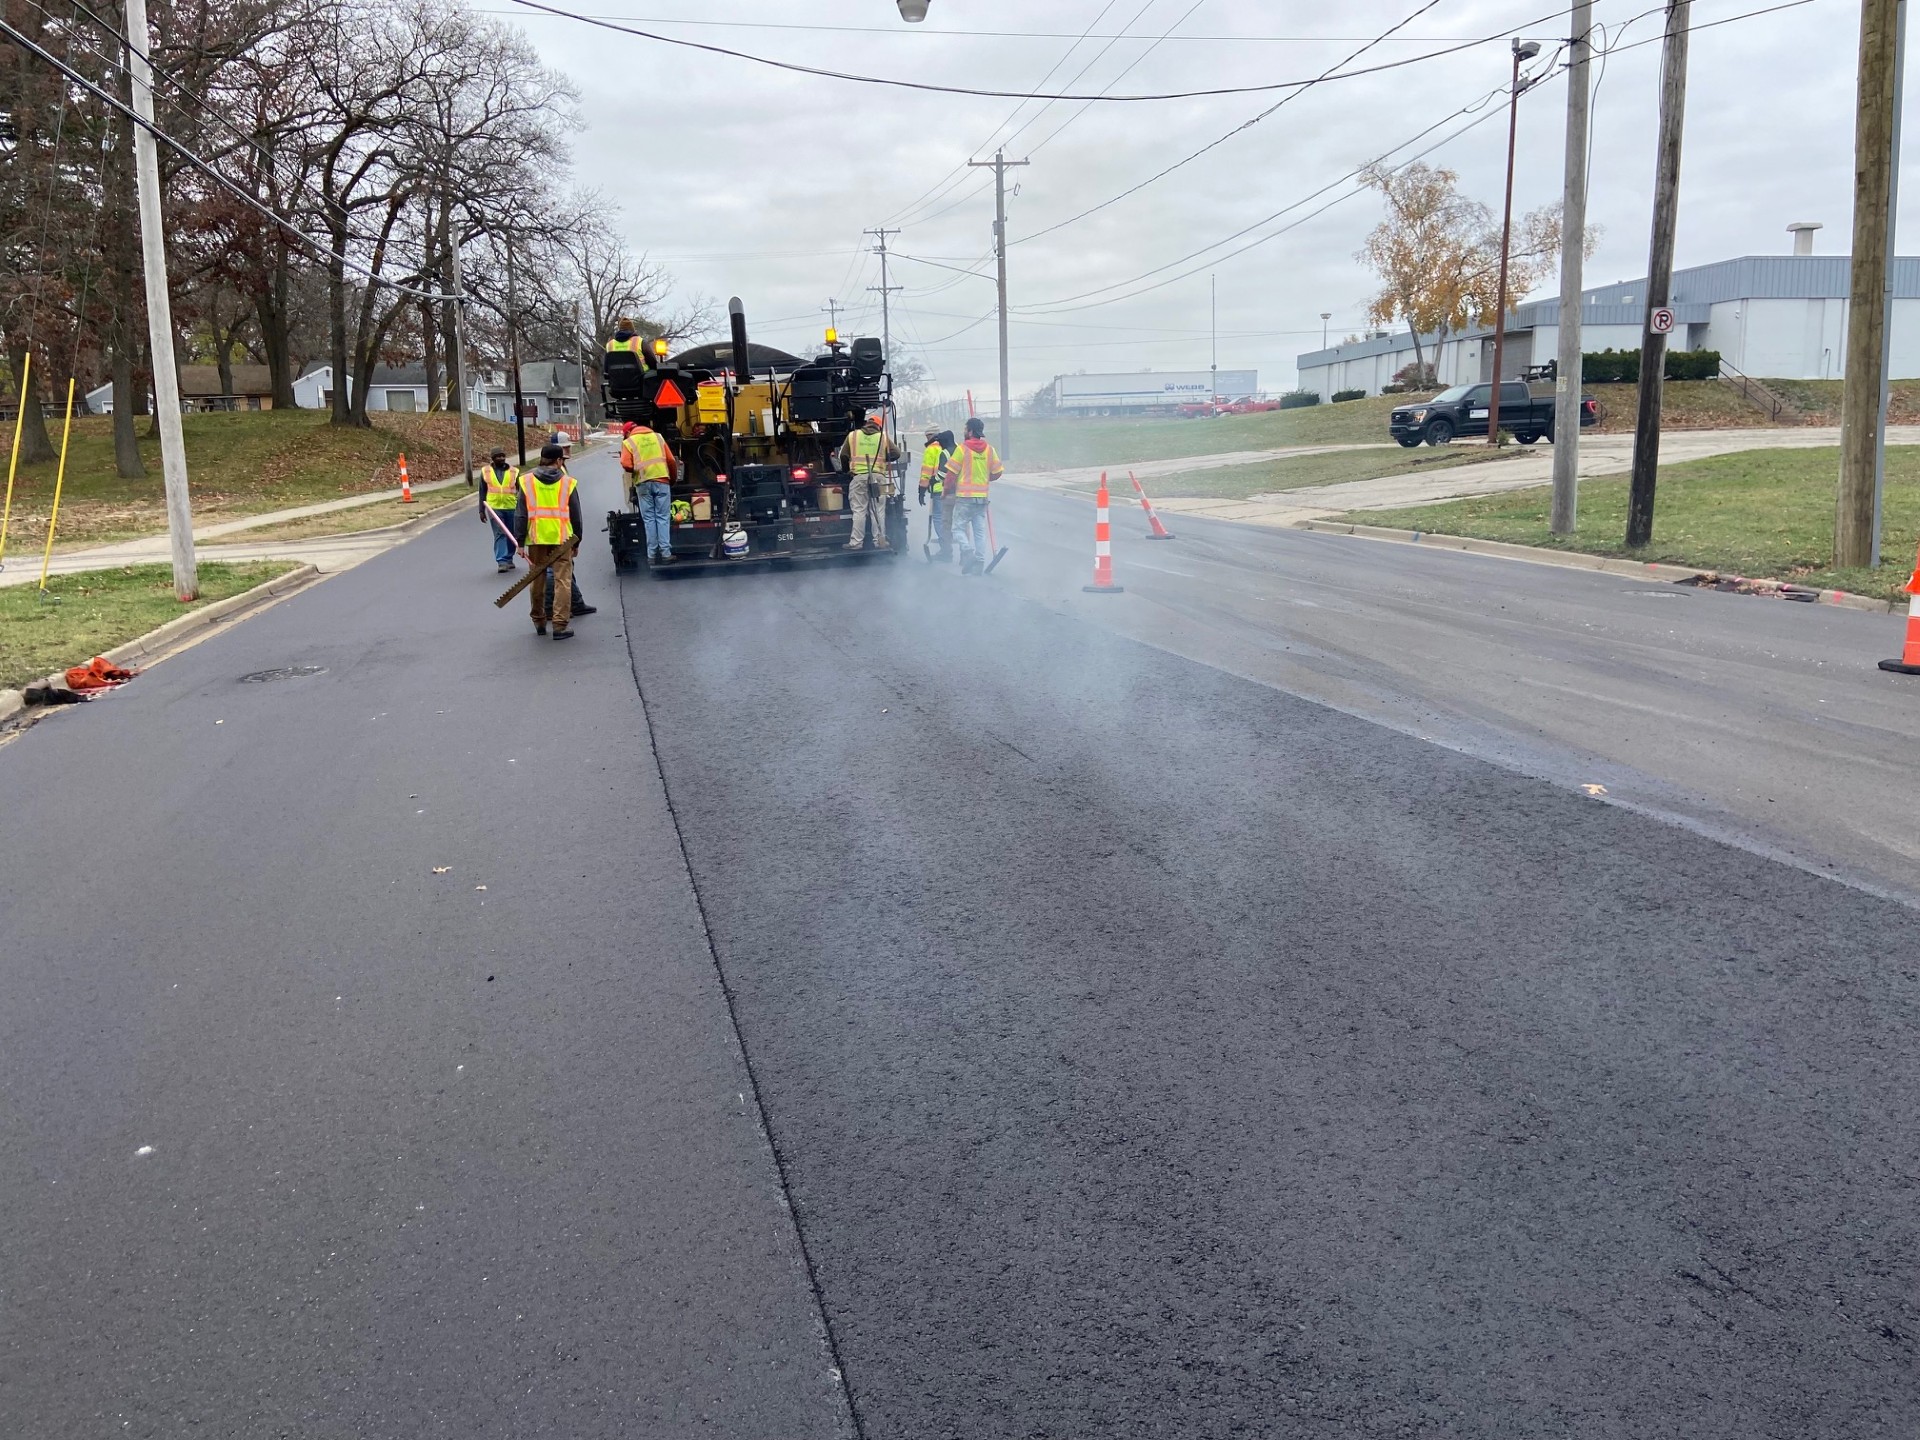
[292, 363, 434, 412]
[1297, 239, 1920, 398]
[469, 361, 584, 427]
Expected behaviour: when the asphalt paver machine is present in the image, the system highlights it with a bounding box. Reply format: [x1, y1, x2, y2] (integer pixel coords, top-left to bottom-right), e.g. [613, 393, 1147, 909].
[602, 297, 906, 573]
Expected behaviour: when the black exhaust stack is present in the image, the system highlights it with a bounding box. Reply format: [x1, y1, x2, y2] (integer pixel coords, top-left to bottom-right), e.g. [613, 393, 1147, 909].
[728, 297, 751, 384]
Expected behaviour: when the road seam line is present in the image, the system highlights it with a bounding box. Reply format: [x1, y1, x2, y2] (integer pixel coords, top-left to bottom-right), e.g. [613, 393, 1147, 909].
[617, 582, 868, 1440]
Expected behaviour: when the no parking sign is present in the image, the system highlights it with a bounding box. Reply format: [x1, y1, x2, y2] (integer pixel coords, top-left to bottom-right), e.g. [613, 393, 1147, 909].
[1649, 307, 1676, 335]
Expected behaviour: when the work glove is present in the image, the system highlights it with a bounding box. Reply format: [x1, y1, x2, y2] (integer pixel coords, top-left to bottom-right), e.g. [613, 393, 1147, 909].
[917, 487, 928, 506]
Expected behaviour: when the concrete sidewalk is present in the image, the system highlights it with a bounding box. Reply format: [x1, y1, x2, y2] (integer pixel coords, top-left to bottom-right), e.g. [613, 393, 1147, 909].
[4, 437, 609, 587]
[1013, 425, 1920, 530]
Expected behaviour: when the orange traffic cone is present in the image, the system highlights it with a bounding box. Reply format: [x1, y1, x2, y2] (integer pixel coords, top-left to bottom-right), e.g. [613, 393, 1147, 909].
[1129, 470, 1175, 540]
[1082, 471, 1124, 594]
[398, 453, 414, 504]
[1878, 543, 1920, 675]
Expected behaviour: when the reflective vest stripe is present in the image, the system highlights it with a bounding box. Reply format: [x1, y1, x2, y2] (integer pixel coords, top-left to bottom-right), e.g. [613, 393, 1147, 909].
[483, 465, 520, 508]
[920, 443, 944, 490]
[521, 473, 576, 546]
[950, 445, 999, 498]
[849, 429, 888, 474]
[627, 430, 670, 482]
[606, 335, 644, 354]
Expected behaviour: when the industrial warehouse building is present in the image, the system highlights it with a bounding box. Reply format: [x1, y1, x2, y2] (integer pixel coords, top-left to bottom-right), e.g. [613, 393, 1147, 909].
[1296, 241, 1920, 398]
[1052, 369, 1259, 413]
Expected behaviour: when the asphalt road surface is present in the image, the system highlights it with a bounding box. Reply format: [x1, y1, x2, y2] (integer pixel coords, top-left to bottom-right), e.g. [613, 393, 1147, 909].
[3, 445, 1917, 1438]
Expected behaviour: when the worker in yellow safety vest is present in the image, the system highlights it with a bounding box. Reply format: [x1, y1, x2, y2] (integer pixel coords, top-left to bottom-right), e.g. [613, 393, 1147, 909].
[837, 410, 901, 551]
[941, 416, 1004, 575]
[918, 425, 953, 561]
[479, 446, 521, 572]
[621, 421, 681, 563]
[605, 316, 646, 356]
[511, 442, 585, 640]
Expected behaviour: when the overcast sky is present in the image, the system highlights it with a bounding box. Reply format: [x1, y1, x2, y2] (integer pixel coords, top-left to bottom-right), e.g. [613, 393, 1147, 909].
[499, 0, 1903, 404]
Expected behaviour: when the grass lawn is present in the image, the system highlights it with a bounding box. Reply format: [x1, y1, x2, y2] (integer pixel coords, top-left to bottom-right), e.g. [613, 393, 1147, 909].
[1008, 381, 1803, 471]
[1147, 446, 1518, 500]
[1, 561, 298, 690]
[231, 480, 477, 544]
[1756, 378, 1920, 425]
[1334, 444, 1920, 603]
[0, 408, 518, 552]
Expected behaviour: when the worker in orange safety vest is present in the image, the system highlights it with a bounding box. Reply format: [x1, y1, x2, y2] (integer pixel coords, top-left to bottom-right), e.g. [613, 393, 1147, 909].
[941, 416, 1004, 575]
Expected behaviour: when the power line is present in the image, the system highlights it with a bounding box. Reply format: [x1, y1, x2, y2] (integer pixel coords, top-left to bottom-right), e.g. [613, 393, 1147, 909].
[883, 0, 1125, 232]
[1008, 0, 1813, 318]
[1012, 0, 1486, 247]
[502, 0, 1615, 103]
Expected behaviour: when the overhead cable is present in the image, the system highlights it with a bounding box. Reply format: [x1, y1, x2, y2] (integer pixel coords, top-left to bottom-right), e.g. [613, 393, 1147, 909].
[504, 0, 1595, 102]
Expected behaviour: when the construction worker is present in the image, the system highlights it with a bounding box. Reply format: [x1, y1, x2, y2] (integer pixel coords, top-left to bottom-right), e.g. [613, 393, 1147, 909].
[512, 441, 584, 641]
[942, 416, 1003, 575]
[478, 446, 520, 572]
[622, 420, 681, 563]
[838, 410, 900, 551]
[918, 425, 954, 560]
[605, 316, 645, 355]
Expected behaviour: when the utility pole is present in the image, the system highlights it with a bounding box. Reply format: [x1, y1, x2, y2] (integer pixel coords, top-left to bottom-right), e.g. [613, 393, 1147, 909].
[866, 227, 902, 366]
[1485, 39, 1541, 452]
[1625, 0, 1691, 549]
[822, 298, 841, 335]
[505, 238, 526, 467]
[124, 0, 196, 599]
[1210, 273, 1218, 402]
[969, 148, 1028, 459]
[1550, 0, 1594, 534]
[449, 231, 473, 486]
[1838, 0, 1905, 567]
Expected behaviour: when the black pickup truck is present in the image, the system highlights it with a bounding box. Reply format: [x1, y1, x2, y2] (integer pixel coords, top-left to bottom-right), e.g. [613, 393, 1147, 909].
[1388, 380, 1598, 447]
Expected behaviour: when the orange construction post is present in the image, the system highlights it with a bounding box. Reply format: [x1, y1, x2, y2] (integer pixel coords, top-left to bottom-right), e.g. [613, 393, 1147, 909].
[1129, 471, 1175, 540]
[1082, 471, 1124, 594]
[1878, 542, 1920, 675]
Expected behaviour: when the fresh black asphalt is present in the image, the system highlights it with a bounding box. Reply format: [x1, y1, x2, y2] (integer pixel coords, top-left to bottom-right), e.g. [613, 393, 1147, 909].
[3, 447, 1918, 1436]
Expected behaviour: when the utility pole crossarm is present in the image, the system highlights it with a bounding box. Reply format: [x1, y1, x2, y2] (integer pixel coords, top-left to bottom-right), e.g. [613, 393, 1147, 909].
[969, 150, 1029, 461]
[864, 226, 903, 384]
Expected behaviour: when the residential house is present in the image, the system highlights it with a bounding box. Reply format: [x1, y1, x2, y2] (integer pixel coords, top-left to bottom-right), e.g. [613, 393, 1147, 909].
[292, 362, 435, 412]
[82, 364, 276, 414]
[470, 361, 584, 429]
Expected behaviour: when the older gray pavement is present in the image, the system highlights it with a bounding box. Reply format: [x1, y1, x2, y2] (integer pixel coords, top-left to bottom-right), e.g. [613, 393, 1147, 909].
[0, 455, 851, 1438]
[980, 480, 1920, 901]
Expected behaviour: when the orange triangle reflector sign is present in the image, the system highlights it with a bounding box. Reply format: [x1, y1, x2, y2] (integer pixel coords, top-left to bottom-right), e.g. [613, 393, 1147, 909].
[653, 378, 686, 407]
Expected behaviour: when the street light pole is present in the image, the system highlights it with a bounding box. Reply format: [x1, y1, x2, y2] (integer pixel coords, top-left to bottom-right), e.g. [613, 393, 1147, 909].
[449, 230, 474, 487]
[1320, 312, 1331, 349]
[1210, 273, 1218, 403]
[1485, 39, 1541, 451]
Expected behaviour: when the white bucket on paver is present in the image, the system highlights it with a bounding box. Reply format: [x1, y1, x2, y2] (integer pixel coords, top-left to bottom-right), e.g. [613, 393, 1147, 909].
[722, 524, 749, 558]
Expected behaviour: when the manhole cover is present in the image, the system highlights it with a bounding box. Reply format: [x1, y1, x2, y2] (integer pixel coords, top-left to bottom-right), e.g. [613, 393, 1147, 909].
[238, 665, 327, 683]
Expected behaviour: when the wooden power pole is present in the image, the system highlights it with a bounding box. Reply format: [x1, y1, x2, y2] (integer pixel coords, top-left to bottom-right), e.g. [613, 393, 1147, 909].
[125, 0, 197, 598]
[1626, 0, 1690, 549]
[1836, 0, 1904, 568]
[1551, 0, 1595, 533]
[969, 149, 1028, 461]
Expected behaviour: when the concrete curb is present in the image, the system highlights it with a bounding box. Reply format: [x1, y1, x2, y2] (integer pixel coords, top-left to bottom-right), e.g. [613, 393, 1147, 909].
[1293, 519, 1899, 614]
[3, 563, 322, 728]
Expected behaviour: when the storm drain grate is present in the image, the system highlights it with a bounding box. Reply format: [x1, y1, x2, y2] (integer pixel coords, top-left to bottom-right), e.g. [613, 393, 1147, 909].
[238, 665, 327, 683]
